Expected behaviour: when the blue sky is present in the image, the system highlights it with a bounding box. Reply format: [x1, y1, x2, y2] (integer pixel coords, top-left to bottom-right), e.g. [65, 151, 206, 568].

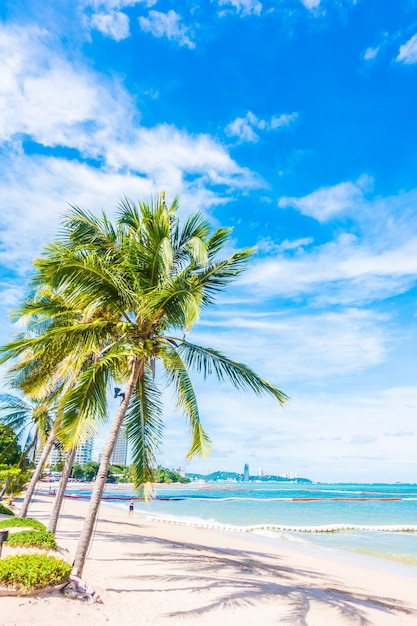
[1, 0, 417, 482]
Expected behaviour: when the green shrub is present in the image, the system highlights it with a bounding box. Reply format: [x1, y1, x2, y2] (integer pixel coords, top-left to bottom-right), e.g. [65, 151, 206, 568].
[6, 530, 58, 550]
[0, 517, 45, 531]
[0, 503, 14, 516]
[0, 553, 71, 590]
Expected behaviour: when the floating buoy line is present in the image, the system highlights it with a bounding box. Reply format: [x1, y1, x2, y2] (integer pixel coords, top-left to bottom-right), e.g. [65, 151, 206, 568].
[146, 517, 417, 534]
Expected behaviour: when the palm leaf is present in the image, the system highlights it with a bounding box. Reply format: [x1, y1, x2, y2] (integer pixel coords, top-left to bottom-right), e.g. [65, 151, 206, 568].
[177, 340, 289, 405]
[161, 345, 211, 459]
[124, 371, 164, 487]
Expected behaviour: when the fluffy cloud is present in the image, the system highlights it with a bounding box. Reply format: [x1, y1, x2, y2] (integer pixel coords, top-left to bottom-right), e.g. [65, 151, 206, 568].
[278, 175, 372, 222]
[82, 0, 157, 40]
[192, 307, 387, 382]
[89, 11, 130, 40]
[0, 23, 257, 272]
[240, 231, 417, 305]
[0, 23, 135, 151]
[396, 34, 417, 64]
[138, 10, 195, 48]
[240, 179, 417, 305]
[363, 45, 380, 61]
[225, 111, 298, 143]
[217, 0, 262, 16]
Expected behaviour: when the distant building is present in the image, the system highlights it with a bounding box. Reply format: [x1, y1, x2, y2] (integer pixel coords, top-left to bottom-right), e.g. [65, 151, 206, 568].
[243, 463, 250, 481]
[35, 443, 64, 467]
[36, 438, 94, 468]
[110, 425, 128, 465]
[74, 439, 94, 466]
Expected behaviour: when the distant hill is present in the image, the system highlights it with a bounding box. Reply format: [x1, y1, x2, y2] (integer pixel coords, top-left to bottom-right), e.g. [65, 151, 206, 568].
[186, 471, 312, 483]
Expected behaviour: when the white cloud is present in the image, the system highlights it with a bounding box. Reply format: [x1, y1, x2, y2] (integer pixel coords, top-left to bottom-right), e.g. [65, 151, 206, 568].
[257, 236, 314, 254]
[180, 385, 417, 482]
[240, 231, 417, 305]
[350, 434, 378, 444]
[278, 175, 372, 222]
[192, 307, 387, 383]
[225, 110, 298, 143]
[363, 46, 380, 61]
[82, 0, 156, 10]
[138, 10, 195, 49]
[396, 34, 417, 64]
[0, 24, 260, 272]
[300, 0, 321, 9]
[270, 113, 299, 128]
[217, 0, 262, 17]
[0, 23, 135, 151]
[81, 0, 157, 40]
[89, 11, 130, 40]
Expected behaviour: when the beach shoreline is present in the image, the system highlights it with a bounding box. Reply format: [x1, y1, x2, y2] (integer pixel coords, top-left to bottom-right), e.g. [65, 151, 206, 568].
[1, 492, 417, 625]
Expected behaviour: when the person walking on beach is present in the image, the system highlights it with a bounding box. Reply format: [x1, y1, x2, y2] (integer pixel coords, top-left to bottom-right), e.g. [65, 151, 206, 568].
[129, 499, 134, 516]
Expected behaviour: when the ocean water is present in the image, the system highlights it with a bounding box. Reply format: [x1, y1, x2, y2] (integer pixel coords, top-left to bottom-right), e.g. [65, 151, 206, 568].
[66, 482, 417, 567]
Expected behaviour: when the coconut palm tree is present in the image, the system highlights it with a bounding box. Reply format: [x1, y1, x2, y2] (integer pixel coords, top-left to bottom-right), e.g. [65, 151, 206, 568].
[0, 389, 58, 505]
[0, 291, 109, 520]
[0, 392, 52, 464]
[1, 194, 288, 577]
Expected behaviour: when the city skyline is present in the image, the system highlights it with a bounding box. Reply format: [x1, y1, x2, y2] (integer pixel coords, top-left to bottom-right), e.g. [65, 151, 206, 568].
[1, 2, 417, 483]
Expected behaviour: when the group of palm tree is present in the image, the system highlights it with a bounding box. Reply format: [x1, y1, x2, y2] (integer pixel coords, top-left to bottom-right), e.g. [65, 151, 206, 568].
[0, 194, 288, 577]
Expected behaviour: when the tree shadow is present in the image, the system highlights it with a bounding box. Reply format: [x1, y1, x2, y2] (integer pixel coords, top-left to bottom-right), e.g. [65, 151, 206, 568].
[104, 534, 415, 625]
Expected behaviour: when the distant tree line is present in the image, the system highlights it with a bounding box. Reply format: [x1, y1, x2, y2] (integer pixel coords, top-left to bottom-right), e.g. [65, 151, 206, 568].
[48, 461, 190, 484]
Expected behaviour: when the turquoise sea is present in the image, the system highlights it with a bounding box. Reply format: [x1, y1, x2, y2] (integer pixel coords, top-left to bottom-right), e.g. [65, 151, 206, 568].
[66, 482, 417, 567]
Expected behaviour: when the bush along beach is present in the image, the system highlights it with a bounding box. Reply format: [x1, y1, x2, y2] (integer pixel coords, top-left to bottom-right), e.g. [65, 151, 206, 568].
[5, 530, 58, 551]
[0, 554, 71, 591]
[0, 517, 46, 531]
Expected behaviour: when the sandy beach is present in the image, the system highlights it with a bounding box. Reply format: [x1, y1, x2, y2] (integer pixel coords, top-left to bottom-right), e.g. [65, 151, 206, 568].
[1, 491, 417, 626]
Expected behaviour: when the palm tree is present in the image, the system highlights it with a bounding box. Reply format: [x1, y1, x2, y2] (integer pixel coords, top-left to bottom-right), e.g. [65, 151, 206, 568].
[1, 194, 288, 577]
[0, 390, 56, 505]
[0, 291, 109, 520]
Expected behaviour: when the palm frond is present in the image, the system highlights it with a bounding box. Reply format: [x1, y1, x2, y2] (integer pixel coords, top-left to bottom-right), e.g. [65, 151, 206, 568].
[57, 355, 113, 447]
[0, 394, 31, 433]
[177, 340, 289, 405]
[161, 345, 211, 459]
[124, 371, 164, 487]
[196, 249, 256, 307]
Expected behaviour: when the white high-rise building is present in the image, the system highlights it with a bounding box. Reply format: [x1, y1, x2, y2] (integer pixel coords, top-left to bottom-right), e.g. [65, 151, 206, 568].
[110, 425, 128, 465]
[36, 438, 94, 467]
[74, 439, 94, 466]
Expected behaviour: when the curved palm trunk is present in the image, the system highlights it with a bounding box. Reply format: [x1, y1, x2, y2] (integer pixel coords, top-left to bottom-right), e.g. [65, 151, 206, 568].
[18, 421, 58, 518]
[72, 359, 141, 578]
[48, 446, 77, 533]
[0, 477, 13, 500]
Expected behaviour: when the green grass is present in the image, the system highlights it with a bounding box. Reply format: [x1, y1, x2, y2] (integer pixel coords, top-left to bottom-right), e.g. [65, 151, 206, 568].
[6, 530, 58, 551]
[0, 553, 71, 590]
[0, 517, 46, 531]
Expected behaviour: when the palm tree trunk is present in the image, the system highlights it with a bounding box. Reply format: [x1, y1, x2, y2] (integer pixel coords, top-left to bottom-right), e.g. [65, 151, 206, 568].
[18, 422, 58, 518]
[0, 477, 12, 500]
[48, 446, 77, 533]
[72, 359, 141, 578]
